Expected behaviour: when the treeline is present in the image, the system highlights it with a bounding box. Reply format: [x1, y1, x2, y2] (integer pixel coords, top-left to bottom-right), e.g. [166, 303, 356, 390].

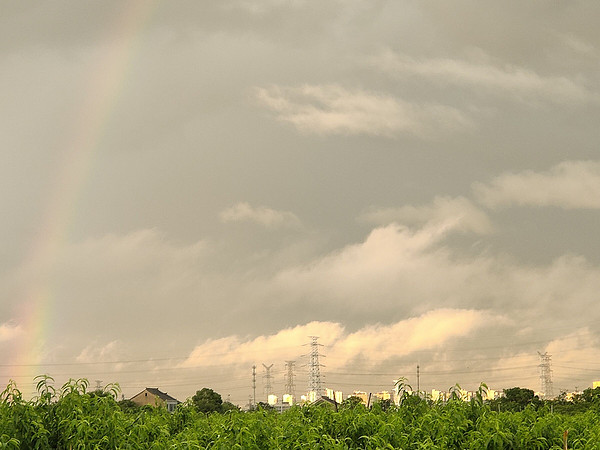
[486, 386, 600, 414]
[1, 376, 600, 448]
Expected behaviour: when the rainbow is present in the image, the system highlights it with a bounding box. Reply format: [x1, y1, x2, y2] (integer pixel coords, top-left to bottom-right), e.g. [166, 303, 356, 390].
[8, 1, 159, 395]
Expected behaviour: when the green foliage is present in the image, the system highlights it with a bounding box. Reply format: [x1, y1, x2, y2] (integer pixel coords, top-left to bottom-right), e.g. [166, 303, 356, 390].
[222, 401, 241, 412]
[191, 387, 223, 414]
[489, 386, 543, 412]
[340, 395, 364, 410]
[117, 398, 140, 412]
[3, 377, 600, 448]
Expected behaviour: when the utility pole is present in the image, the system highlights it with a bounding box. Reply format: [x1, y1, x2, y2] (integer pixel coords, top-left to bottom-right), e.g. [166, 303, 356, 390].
[252, 365, 256, 407]
[416, 365, 420, 396]
[284, 360, 296, 401]
[538, 351, 553, 399]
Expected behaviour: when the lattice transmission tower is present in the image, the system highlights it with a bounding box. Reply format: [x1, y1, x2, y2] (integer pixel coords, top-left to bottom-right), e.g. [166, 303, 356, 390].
[306, 336, 325, 398]
[284, 360, 296, 400]
[538, 351, 553, 399]
[263, 363, 274, 398]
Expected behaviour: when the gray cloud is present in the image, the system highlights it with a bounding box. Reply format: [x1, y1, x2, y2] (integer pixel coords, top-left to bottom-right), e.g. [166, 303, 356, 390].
[1, 1, 599, 404]
[372, 50, 596, 105]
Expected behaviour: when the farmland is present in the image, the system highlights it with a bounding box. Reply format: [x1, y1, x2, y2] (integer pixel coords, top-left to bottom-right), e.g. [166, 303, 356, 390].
[1, 377, 600, 449]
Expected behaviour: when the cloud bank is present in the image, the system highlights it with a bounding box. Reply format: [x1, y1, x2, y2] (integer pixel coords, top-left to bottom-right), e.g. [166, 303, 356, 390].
[180, 309, 495, 370]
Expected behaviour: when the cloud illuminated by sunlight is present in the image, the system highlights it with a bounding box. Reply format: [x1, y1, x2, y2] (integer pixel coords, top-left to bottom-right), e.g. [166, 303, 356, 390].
[180, 309, 496, 370]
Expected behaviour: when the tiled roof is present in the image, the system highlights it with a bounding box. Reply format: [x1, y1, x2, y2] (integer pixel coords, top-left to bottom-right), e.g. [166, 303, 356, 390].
[143, 387, 179, 403]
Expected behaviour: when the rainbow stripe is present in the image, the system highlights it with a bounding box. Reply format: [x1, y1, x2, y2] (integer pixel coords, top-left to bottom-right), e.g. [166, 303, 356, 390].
[9, 1, 159, 395]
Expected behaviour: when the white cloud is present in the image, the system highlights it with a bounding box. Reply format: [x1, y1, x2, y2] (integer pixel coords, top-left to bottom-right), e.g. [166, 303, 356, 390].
[180, 309, 493, 370]
[360, 196, 493, 235]
[474, 160, 600, 209]
[220, 202, 301, 228]
[372, 51, 595, 105]
[254, 84, 472, 138]
[328, 309, 495, 364]
[180, 321, 343, 368]
[0, 322, 23, 343]
[273, 222, 481, 308]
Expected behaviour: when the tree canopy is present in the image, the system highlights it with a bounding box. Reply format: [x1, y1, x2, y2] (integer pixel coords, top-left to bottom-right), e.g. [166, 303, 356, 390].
[191, 388, 223, 413]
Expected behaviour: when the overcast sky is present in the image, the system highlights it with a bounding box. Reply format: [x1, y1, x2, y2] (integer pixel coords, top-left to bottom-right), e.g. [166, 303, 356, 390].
[1, 1, 600, 405]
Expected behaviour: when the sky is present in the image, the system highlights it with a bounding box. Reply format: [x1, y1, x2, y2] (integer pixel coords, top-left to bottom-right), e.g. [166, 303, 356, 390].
[1, 0, 600, 406]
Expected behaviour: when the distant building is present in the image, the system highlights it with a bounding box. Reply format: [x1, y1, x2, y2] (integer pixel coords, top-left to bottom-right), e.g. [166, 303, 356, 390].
[459, 389, 473, 401]
[130, 388, 179, 412]
[563, 390, 583, 402]
[326, 388, 344, 404]
[311, 395, 339, 410]
[373, 391, 391, 402]
[306, 391, 319, 403]
[350, 391, 369, 404]
[272, 401, 293, 413]
[430, 389, 444, 402]
[485, 389, 499, 401]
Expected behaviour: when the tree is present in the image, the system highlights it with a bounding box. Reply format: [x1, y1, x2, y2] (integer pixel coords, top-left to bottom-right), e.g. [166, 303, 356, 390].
[578, 386, 600, 404]
[504, 387, 536, 406]
[117, 399, 140, 412]
[192, 388, 223, 413]
[375, 398, 394, 411]
[340, 396, 364, 410]
[490, 387, 542, 411]
[221, 401, 240, 412]
[254, 401, 274, 411]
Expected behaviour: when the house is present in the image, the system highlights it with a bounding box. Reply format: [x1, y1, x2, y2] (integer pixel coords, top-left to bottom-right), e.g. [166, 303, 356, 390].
[311, 396, 338, 411]
[130, 387, 180, 412]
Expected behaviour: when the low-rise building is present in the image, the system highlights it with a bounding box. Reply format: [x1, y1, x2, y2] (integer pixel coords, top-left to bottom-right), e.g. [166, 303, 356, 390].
[350, 391, 369, 404]
[130, 387, 179, 412]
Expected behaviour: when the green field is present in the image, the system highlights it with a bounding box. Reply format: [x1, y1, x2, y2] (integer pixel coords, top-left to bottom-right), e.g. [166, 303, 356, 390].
[2, 377, 600, 449]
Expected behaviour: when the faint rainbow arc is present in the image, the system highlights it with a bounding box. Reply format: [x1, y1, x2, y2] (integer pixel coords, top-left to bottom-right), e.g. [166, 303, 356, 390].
[11, 1, 159, 393]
